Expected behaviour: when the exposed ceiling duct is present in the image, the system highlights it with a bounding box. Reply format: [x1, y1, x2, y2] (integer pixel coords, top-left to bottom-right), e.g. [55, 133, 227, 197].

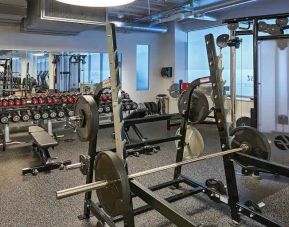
[148, 0, 258, 25]
[21, 0, 168, 35]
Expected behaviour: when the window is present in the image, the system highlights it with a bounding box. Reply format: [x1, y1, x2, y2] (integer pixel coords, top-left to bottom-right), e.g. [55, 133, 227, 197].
[12, 58, 21, 76]
[136, 45, 149, 91]
[79, 52, 121, 84]
[187, 26, 253, 97]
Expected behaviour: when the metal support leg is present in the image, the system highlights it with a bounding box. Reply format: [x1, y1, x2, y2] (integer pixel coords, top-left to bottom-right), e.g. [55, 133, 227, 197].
[47, 119, 53, 136]
[81, 138, 97, 219]
[223, 156, 241, 224]
[4, 124, 11, 143]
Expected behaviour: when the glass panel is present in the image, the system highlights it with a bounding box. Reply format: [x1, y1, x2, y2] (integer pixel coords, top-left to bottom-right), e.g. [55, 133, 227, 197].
[188, 26, 253, 98]
[136, 45, 149, 91]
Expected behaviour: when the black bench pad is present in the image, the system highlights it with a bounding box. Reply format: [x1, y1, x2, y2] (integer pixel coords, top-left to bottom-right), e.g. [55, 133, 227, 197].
[29, 126, 58, 148]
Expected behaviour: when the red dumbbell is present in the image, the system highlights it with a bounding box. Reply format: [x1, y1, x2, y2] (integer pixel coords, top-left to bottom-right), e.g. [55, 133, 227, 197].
[47, 96, 54, 104]
[14, 98, 21, 106]
[107, 95, 112, 101]
[20, 98, 27, 106]
[62, 96, 68, 104]
[67, 96, 74, 103]
[53, 97, 60, 104]
[2, 99, 8, 107]
[8, 99, 15, 106]
[101, 95, 107, 102]
[38, 97, 45, 104]
[32, 97, 38, 105]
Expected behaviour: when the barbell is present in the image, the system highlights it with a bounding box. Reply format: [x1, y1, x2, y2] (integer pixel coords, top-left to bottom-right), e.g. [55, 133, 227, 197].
[57, 147, 246, 198]
[56, 126, 271, 217]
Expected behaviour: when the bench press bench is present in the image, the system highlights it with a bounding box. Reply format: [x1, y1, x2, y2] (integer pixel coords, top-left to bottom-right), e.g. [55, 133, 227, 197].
[22, 126, 71, 175]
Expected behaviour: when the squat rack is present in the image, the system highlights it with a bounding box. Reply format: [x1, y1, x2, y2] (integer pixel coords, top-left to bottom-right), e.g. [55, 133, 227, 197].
[223, 12, 289, 129]
[59, 24, 289, 227]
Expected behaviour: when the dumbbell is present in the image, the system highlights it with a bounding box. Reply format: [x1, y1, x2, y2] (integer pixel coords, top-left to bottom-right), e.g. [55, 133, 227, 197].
[124, 101, 132, 111]
[38, 97, 46, 104]
[2, 99, 8, 107]
[104, 103, 112, 113]
[40, 109, 49, 119]
[67, 96, 74, 104]
[11, 112, 21, 122]
[53, 96, 60, 104]
[121, 91, 125, 99]
[49, 109, 57, 119]
[56, 108, 65, 118]
[101, 95, 108, 102]
[65, 107, 74, 117]
[107, 95, 112, 101]
[47, 96, 54, 104]
[132, 102, 138, 110]
[0, 113, 9, 124]
[20, 111, 30, 122]
[62, 96, 68, 104]
[31, 97, 39, 105]
[8, 99, 15, 106]
[14, 98, 21, 106]
[98, 105, 104, 114]
[31, 110, 41, 120]
[124, 93, 130, 99]
[20, 98, 27, 106]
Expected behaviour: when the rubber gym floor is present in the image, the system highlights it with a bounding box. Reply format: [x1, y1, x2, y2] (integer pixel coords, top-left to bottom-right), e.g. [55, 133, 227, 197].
[0, 122, 288, 227]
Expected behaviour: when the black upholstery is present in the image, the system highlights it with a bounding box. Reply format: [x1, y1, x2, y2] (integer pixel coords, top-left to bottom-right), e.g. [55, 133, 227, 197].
[29, 126, 58, 148]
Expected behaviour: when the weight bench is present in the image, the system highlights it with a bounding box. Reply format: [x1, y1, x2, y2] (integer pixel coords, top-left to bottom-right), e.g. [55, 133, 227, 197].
[124, 110, 160, 156]
[22, 126, 71, 175]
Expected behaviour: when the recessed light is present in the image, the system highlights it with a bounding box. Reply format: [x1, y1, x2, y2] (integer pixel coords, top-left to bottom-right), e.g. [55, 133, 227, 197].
[56, 0, 136, 7]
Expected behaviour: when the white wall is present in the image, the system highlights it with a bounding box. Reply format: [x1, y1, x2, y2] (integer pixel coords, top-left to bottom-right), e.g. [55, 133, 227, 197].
[0, 24, 163, 103]
[159, 22, 187, 113]
[259, 40, 289, 133]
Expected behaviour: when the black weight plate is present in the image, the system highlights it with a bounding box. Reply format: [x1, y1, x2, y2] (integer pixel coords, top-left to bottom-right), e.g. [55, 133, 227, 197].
[95, 151, 131, 217]
[216, 34, 229, 48]
[236, 117, 251, 127]
[230, 126, 271, 162]
[144, 102, 151, 113]
[75, 95, 99, 142]
[169, 83, 180, 98]
[150, 102, 158, 114]
[178, 90, 209, 124]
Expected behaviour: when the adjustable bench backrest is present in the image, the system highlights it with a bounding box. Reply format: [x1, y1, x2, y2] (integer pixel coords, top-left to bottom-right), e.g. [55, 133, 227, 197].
[28, 126, 58, 149]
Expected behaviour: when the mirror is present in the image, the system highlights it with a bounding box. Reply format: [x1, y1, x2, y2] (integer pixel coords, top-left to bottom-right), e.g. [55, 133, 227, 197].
[0, 50, 122, 96]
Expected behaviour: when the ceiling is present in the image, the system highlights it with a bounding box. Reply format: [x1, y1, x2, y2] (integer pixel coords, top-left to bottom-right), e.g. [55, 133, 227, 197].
[0, 0, 261, 33]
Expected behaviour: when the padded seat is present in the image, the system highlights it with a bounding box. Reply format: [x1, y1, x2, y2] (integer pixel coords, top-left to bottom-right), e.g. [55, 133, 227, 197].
[29, 126, 58, 148]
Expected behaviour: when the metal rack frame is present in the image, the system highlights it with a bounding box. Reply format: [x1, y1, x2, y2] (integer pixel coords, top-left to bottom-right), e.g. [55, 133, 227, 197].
[77, 24, 289, 227]
[223, 13, 289, 128]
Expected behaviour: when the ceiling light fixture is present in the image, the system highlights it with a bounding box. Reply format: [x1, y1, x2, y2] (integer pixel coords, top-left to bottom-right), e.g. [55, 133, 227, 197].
[56, 0, 136, 7]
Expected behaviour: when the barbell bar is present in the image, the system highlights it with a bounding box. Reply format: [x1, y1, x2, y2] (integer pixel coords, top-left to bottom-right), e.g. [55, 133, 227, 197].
[56, 146, 247, 200]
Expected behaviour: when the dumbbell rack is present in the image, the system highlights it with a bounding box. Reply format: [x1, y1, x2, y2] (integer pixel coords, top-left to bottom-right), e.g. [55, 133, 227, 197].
[0, 100, 76, 151]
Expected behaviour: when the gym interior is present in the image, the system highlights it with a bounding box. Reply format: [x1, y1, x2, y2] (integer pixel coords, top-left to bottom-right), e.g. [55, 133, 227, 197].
[0, 0, 288, 227]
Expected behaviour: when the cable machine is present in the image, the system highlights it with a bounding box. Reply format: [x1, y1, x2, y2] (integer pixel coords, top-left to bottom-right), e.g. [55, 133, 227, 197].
[223, 12, 289, 129]
[53, 54, 86, 92]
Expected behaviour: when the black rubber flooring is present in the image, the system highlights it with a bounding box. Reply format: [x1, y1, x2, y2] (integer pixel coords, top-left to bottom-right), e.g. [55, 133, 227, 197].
[0, 122, 288, 227]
